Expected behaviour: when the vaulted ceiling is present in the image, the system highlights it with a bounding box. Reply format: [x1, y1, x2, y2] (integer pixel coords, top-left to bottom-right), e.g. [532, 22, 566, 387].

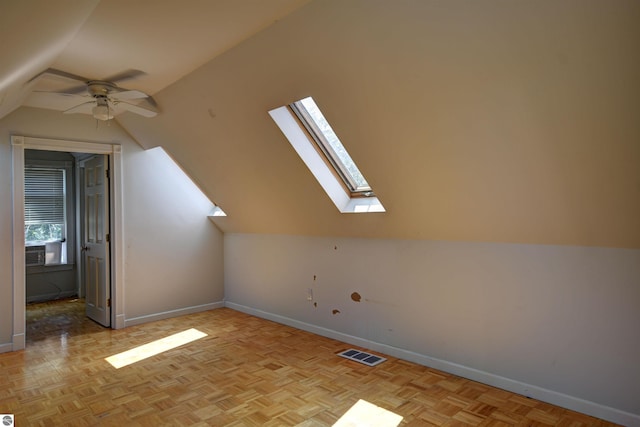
[2, 0, 639, 248]
[0, 0, 309, 116]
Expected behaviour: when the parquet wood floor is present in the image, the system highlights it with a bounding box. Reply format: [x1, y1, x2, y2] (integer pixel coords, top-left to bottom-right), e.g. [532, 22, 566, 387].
[0, 299, 619, 426]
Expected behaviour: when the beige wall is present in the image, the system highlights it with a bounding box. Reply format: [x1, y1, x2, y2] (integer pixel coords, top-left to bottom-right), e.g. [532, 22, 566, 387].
[0, 107, 224, 346]
[118, 0, 640, 248]
[225, 233, 640, 424]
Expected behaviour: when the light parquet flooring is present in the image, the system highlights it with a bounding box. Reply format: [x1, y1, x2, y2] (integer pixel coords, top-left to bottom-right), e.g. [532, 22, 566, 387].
[0, 299, 620, 426]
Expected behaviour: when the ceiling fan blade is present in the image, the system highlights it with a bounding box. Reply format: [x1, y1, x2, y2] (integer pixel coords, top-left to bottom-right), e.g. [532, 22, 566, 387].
[30, 90, 82, 100]
[64, 101, 96, 115]
[27, 68, 88, 85]
[142, 95, 159, 109]
[104, 69, 146, 85]
[64, 84, 93, 95]
[110, 89, 148, 100]
[24, 91, 89, 111]
[114, 100, 158, 117]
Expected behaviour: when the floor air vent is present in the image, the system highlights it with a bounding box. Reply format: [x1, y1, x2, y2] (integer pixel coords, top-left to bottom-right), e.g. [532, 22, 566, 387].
[338, 349, 386, 367]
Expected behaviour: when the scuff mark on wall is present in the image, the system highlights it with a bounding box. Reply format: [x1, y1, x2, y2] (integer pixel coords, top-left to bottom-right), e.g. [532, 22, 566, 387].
[351, 292, 361, 302]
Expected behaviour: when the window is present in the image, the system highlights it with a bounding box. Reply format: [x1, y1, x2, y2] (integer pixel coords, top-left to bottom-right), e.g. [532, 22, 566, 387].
[269, 97, 385, 213]
[290, 97, 372, 196]
[24, 167, 68, 264]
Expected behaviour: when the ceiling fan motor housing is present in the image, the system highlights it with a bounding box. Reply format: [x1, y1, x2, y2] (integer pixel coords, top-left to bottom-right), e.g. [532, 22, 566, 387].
[87, 81, 117, 97]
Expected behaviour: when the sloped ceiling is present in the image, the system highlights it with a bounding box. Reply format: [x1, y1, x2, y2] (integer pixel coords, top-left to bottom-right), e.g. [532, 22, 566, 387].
[0, 0, 100, 118]
[4, 0, 640, 248]
[1, 0, 309, 117]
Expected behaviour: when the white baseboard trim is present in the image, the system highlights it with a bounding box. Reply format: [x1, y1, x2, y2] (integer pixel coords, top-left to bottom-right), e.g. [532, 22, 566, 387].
[0, 342, 13, 354]
[224, 301, 640, 427]
[114, 313, 126, 329]
[12, 332, 25, 352]
[124, 301, 225, 327]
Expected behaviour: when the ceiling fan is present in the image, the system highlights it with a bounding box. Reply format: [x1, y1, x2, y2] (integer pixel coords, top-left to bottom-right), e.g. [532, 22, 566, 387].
[27, 68, 158, 121]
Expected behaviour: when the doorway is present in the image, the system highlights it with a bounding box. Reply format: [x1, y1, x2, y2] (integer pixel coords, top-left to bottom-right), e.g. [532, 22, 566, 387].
[24, 150, 112, 327]
[11, 135, 125, 351]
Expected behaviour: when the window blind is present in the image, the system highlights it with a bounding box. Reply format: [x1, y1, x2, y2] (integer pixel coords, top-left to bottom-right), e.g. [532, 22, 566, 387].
[24, 168, 65, 225]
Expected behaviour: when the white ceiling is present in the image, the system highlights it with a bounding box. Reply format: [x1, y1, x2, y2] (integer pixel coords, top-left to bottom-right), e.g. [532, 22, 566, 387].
[0, 0, 309, 118]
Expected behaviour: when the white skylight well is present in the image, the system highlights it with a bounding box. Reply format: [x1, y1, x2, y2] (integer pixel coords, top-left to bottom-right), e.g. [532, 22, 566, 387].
[269, 97, 385, 213]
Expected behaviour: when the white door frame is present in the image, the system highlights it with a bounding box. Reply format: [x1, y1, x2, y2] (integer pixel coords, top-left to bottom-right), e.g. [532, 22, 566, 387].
[11, 135, 126, 351]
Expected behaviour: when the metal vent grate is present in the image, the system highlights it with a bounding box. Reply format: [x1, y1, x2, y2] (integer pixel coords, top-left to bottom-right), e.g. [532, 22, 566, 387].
[338, 348, 386, 367]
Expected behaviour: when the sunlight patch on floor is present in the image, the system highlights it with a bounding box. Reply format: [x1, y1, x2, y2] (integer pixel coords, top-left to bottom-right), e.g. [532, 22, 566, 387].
[333, 399, 403, 427]
[105, 328, 207, 369]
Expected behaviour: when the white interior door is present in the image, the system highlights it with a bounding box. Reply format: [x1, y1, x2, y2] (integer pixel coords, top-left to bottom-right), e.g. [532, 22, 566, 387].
[81, 155, 111, 327]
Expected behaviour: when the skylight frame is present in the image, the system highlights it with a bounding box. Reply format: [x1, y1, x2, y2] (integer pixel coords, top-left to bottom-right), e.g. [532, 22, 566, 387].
[290, 97, 373, 197]
[269, 103, 385, 214]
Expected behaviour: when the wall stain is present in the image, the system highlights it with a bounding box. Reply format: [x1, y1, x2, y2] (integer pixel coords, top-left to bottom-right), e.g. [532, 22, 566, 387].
[314, 302, 317, 308]
[332, 309, 341, 315]
[351, 292, 361, 302]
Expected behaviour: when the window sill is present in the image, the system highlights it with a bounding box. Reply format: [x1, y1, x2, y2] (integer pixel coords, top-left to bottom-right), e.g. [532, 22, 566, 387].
[343, 197, 386, 213]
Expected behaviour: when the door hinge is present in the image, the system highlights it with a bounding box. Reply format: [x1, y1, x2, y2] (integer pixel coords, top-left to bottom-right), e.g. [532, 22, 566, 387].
[106, 168, 110, 179]
[107, 298, 111, 307]
[106, 233, 110, 242]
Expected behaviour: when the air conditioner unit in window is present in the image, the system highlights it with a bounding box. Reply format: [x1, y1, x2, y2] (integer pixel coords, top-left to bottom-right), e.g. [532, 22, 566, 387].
[45, 241, 63, 265]
[25, 245, 45, 267]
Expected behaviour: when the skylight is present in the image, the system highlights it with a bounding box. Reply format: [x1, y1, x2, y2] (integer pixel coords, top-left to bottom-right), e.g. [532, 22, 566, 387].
[269, 97, 385, 214]
[290, 97, 372, 195]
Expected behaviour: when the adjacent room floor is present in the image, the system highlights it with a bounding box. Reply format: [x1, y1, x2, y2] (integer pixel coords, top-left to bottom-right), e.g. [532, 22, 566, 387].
[0, 299, 618, 426]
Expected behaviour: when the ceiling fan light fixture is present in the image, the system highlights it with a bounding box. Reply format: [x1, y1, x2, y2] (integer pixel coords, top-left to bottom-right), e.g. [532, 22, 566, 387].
[92, 100, 113, 121]
[92, 104, 113, 121]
